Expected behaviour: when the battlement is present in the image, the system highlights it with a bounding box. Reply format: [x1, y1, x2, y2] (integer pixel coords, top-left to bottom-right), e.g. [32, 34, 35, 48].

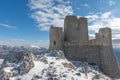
[49, 15, 120, 78]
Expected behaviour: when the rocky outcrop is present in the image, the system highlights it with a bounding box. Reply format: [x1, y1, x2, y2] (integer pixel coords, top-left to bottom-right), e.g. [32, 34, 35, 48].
[0, 50, 113, 80]
[49, 50, 66, 59]
[0, 51, 35, 80]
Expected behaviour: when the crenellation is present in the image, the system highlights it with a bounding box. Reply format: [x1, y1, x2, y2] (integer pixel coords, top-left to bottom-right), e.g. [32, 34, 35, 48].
[49, 15, 120, 78]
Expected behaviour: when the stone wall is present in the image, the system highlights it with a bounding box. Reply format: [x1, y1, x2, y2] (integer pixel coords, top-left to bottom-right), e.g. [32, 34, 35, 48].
[64, 15, 88, 45]
[64, 15, 79, 42]
[63, 42, 101, 67]
[89, 39, 96, 45]
[49, 26, 63, 50]
[98, 28, 112, 46]
[98, 28, 120, 78]
[78, 17, 89, 45]
[100, 46, 120, 78]
[49, 15, 120, 78]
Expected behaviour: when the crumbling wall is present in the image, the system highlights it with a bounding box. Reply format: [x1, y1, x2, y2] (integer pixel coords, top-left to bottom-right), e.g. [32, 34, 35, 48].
[64, 42, 101, 67]
[49, 26, 63, 50]
[98, 28, 112, 46]
[100, 46, 120, 78]
[78, 17, 89, 45]
[64, 15, 89, 45]
[64, 15, 79, 42]
[98, 28, 120, 78]
[89, 39, 96, 45]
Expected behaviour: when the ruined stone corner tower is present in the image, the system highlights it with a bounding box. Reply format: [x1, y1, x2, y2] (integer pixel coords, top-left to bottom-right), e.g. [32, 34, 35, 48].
[49, 26, 63, 50]
[96, 28, 112, 46]
[97, 27, 120, 78]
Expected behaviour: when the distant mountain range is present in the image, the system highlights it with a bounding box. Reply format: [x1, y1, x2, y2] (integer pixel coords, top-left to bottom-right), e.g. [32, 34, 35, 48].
[114, 48, 120, 65]
[0, 45, 47, 59]
[0, 45, 120, 65]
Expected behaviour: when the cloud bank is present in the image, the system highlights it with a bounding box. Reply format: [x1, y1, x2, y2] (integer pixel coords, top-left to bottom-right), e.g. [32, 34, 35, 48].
[86, 11, 120, 40]
[0, 39, 49, 48]
[109, 0, 116, 6]
[28, 0, 73, 31]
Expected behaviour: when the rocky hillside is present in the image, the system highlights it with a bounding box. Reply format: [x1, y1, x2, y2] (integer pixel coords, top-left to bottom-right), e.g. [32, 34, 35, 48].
[0, 50, 113, 80]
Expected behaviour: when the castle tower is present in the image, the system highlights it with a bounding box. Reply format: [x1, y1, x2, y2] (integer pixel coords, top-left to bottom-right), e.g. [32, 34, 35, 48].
[98, 28, 112, 46]
[95, 33, 99, 45]
[49, 26, 63, 50]
[49, 15, 120, 78]
[78, 17, 89, 45]
[64, 15, 79, 42]
[64, 15, 89, 45]
[98, 28, 120, 78]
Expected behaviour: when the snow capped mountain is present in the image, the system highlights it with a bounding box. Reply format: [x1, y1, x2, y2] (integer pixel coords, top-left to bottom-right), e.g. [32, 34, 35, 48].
[0, 45, 47, 59]
[30, 45, 41, 49]
[0, 50, 113, 80]
[114, 48, 120, 65]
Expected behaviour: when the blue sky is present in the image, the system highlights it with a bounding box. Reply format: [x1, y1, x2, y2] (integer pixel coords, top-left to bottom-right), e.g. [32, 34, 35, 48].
[0, 0, 120, 48]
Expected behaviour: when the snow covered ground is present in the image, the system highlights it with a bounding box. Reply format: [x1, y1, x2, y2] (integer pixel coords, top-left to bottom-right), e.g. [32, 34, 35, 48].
[0, 59, 4, 63]
[0, 59, 4, 67]
[0, 50, 115, 80]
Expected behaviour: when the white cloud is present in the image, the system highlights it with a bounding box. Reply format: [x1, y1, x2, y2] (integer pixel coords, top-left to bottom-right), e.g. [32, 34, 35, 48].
[28, 0, 73, 31]
[109, 0, 116, 6]
[89, 34, 95, 39]
[80, 3, 90, 8]
[83, 4, 90, 8]
[86, 11, 120, 40]
[0, 23, 16, 29]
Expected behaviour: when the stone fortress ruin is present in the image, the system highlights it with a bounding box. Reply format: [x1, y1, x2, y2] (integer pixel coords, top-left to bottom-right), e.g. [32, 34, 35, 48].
[49, 15, 120, 78]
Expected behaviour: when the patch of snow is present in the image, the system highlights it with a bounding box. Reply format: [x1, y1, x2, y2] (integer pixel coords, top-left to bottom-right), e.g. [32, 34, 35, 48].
[4, 67, 14, 73]
[0, 59, 4, 65]
[30, 45, 41, 49]
[11, 61, 46, 80]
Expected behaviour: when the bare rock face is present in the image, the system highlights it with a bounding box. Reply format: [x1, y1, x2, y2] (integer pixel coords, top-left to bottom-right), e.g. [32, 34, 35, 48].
[0, 51, 35, 79]
[62, 62, 75, 69]
[92, 74, 111, 80]
[49, 50, 66, 59]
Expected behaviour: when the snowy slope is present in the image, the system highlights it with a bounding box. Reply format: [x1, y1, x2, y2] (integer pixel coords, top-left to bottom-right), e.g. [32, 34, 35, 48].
[0, 59, 4, 68]
[0, 50, 113, 80]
